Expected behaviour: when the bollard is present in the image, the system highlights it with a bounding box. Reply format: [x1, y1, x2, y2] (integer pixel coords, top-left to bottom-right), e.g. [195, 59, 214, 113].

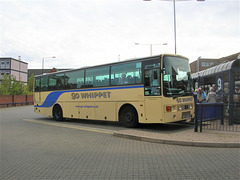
[194, 103, 198, 132]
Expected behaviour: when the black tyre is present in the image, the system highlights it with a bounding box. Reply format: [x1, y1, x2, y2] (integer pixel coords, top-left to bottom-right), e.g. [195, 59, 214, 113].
[120, 105, 138, 128]
[53, 105, 63, 121]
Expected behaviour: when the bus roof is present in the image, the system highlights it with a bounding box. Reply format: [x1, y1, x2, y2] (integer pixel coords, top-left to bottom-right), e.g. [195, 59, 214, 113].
[35, 54, 188, 78]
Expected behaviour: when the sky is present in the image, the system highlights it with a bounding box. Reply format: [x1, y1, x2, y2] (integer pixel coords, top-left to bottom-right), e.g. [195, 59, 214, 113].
[0, 0, 239, 69]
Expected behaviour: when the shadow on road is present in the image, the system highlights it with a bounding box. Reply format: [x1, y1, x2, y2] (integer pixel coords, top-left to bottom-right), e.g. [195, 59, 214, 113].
[34, 117, 194, 133]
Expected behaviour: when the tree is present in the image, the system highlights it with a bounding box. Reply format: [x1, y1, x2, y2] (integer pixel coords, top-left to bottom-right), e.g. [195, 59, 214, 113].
[0, 74, 28, 95]
[27, 74, 34, 94]
[0, 74, 12, 95]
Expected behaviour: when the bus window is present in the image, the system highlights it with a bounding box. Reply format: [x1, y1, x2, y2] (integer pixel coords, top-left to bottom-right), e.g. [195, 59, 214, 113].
[48, 75, 57, 91]
[143, 58, 161, 96]
[111, 62, 142, 86]
[35, 77, 40, 92]
[40, 76, 48, 91]
[144, 69, 161, 96]
[163, 56, 193, 97]
[48, 73, 65, 90]
[85, 67, 109, 87]
[65, 70, 84, 89]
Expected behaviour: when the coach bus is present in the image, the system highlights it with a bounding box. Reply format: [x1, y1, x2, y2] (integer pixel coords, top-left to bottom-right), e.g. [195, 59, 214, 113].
[34, 54, 194, 127]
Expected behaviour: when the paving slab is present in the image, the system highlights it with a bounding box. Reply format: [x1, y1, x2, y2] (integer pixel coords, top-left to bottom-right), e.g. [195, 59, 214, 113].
[113, 128, 240, 148]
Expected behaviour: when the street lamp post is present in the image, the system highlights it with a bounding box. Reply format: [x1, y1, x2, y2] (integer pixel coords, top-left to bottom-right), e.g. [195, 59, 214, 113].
[198, 56, 201, 72]
[173, 0, 177, 54]
[135, 43, 167, 56]
[143, 0, 205, 54]
[42, 56, 56, 74]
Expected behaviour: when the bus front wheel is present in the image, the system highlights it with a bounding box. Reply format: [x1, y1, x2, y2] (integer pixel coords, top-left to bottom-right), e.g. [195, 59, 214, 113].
[53, 105, 63, 121]
[120, 105, 138, 128]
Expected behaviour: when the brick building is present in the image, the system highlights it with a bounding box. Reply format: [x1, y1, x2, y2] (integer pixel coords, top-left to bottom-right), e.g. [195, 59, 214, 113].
[190, 52, 240, 74]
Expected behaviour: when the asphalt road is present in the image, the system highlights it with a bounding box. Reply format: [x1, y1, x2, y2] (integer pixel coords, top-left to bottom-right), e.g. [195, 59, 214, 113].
[0, 106, 239, 179]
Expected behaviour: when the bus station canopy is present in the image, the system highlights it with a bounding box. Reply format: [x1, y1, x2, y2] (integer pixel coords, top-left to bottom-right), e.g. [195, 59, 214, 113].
[191, 59, 239, 79]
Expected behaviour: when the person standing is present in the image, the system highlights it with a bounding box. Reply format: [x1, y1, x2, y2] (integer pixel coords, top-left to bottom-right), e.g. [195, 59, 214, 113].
[197, 88, 207, 103]
[193, 89, 199, 103]
[207, 87, 217, 103]
[234, 86, 240, 103]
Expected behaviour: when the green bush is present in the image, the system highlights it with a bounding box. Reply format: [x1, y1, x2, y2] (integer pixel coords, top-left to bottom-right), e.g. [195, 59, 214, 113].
[0, 74, 34, 95]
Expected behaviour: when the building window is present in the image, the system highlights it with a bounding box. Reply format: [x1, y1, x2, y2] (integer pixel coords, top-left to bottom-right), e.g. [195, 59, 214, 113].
[210, 62, 215, 66]
[202, 62, 209, 67]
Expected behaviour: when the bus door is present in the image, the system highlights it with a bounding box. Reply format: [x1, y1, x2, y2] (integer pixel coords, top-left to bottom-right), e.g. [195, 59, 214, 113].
[143, 66, 163, 123]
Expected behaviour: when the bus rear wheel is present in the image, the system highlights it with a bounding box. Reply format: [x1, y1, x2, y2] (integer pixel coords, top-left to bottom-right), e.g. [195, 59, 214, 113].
[53, 105, 63, 121]
[120, 105, 138, 128]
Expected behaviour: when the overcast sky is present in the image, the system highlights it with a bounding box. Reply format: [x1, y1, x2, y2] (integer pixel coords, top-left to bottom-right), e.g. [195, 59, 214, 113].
[0, 0, 239, 69]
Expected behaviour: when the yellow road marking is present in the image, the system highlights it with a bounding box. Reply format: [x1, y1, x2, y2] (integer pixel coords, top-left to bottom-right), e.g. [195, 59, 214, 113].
[24, 119, 114, 134]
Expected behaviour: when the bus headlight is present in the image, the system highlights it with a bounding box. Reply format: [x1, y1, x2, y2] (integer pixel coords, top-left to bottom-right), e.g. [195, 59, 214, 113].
[190, 104, 193, 109]
[178, 106, 182, 111]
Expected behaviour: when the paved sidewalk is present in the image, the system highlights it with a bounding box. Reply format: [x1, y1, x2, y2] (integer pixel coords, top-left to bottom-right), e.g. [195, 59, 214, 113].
[114, 128, 240, 148]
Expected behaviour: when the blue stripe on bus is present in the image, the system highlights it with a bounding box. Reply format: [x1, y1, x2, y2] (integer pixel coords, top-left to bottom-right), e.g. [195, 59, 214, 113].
[35, 85, 144, 108]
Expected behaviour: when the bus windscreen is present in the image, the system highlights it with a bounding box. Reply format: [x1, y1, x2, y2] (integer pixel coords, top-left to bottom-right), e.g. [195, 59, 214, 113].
[163, 56, 193, 98]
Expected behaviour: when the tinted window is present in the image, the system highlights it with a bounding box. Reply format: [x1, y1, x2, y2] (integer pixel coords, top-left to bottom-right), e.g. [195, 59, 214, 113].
[65, 70, 84, 89]
[48, 73, 65, 90]
[111, 62, 142, 86]
[143, 58, 161, 96]
[40, 76, 48, 91]
[85, 67, 109, 87]
[144, 69, 161, 96]
[35, 77, 40, 92]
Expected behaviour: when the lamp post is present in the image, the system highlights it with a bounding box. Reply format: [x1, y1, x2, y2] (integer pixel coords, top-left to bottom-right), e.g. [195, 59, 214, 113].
[42, 56, 56, 74]
[198, 56, 201, 72]
[173, 0, 177, 54]
[135, 43, 167, 56]
[143, 0, 205, 54]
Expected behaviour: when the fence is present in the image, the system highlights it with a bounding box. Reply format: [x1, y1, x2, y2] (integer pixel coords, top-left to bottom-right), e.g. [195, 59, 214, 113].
[194, 103, 240, 132]
[0, 95, 33, 107]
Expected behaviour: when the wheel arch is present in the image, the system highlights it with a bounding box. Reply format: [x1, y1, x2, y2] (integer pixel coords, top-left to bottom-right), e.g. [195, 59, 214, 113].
[118, 103, 138, 122]
[52, 103, 64, 121]
[52, 103, 62, 116]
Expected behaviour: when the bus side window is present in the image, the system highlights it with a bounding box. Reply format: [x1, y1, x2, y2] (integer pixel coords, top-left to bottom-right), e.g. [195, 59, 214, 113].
[144, 70, 150, 86]
[40, 76, 48, 91]
[35, 78, 40, 92]
[144, 69, 161, 96]
[154, 70, 158, 79]
[111, 62, 142, 86]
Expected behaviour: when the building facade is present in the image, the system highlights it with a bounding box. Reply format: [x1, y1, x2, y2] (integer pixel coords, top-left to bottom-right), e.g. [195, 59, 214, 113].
[190, 52, 240, 74]
[0, 57, 28, 84]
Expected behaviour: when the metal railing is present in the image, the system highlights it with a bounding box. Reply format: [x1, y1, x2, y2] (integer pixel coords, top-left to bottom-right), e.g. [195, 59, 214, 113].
[194, 103, 240, 132]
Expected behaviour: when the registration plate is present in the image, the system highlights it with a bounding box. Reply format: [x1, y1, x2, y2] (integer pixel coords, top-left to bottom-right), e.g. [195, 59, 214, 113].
[182, 111, 190, 119]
